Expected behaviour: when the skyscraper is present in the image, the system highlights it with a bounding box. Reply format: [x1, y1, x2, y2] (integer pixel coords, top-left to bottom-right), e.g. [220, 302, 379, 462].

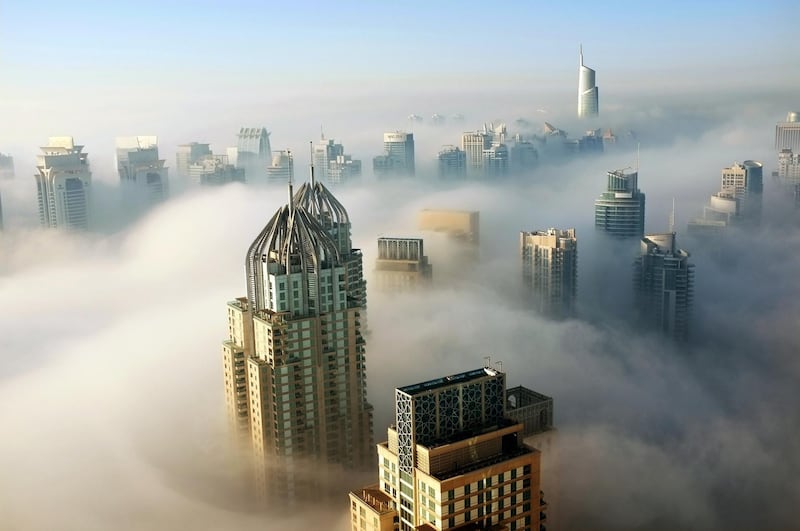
[237, 127, 271, 182]
[115, 136, 169, 206]
[775, 111, 800, 152]
[461, 130, 492, 176]
[175, 142, 211, 177]
[634, 233, 694, 341]
[437, 146, 467, 180]
[350, 366, 546, 531]
[374, 132, 415, 178]
[374, 237, 432, 292]
[594, 168, 645, 238]
[577, 45, 599, 118]
[266, 150, 294, 184]
[721, 160, 762, 222]
[687, 192, 739, 237]
[313, 137, 344, 182]
[188, 154, 244, 185]
[0, 152, 14, 179]
[483, 143, 509, 178]
[222, 173, 372, 504]
[327, 155, 362, 185]
[520, 228, 577, 318]
[35, 137, 92, 230]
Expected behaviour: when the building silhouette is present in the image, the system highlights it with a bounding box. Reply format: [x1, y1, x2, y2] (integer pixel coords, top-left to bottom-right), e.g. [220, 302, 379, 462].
[35, 137, 91, 230]
[775, 111, 800, 152]
[222, 173, 372, 505]
[175, 142, 211, 177]
[578, 46, 599, 118]
[483, 143, 509, 179]
[374, 132, 415, 178]
[594, 168, 645, 238]
[0, 152, 14, 179]
[266, 150, 294, 184]
[115, 136, 169, 206]
[438, 146, 467, 180]
[721, 160, 762, 223]
[350, 366, 547, 531]
[687, 192, 739, 237]
[237, 127, 271, 182]
[188, 154, 244, 185]
[374, 237, 432, 292]
[634, 233, 694, 341]
[520, 228, 577, 318]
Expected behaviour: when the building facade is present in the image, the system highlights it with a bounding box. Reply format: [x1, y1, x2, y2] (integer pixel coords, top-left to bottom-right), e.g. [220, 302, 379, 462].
[0, 152, 14, 179]
[633, 233, 694, 341]
[418, 209, 480, 246]
[483, 144, 510, 179]
[374, 132, 415, 178]
[520, 228, 577, 318]
[350, 367, 546, 531]
[237, 127, 271, 182]
[438, 146, 467, 180]
[578, 46, 599, 118]
[775, 111, 800, 152]
[374, 237, 432, 292]
[115, 136, 169, 206]
[188, 154, 244, 185]
[176, 142, 211, 177]
[35, 137, 92, 230]
[266, 150, 294, 184]
[328, 155, 362, 185]
[720, 160, 762, 222]
[594, 168, 645, 238]
[222, 177, 373, 505]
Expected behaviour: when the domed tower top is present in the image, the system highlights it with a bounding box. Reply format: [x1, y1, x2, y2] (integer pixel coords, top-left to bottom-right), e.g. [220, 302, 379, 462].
[293, 178, 353, 255]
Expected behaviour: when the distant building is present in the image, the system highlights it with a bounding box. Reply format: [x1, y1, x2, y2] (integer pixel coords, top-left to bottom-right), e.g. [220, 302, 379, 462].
[374, 237, 432, 292]
[176, 142, 211, 177]
[266, 150, 294, 184]
[483, 144, 509, 178]
[328, 154, 362, 185]
[775, 111, 800, 153]
[578, 46, 599, 118]
[313, 137, 344, 182]
[236, 127, 271, 182]
[35, 137, 92, 230]
[520, 228, 577, 318]
[418, 209, 480, 246]
[350, 366, 546, 531]
[721, 160, 762, 222]
[510, 137, 538, 175]
[594, 168, 646, 238]
[437, 145, 466, 180]
[461, 130, 492, 175]
[374, 132, 415, 178]
[431, 113, 446, 126]
[777, 148, 800, 206]
[188, 154, 244, 186]
[115, 136, 169, 206]
[634, 233, 694, 341]
[687, 192, 739, 237]
[0, 153, 14, 179]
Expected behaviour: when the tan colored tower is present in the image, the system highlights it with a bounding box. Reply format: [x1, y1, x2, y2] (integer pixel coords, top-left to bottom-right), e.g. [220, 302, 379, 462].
[520, 228, 577, 319]
[374, 237, 432, 292]
[222, 177, 373, 506]
[350, 366, 547, 531]
[417, 209, 480, 245]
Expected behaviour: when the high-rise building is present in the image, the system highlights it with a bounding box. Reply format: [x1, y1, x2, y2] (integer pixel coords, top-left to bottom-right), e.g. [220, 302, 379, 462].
[266, 150, 294, 184]
[461, 130, 492, 175]
[223, 175, 372, 505]
[418, 209, 480, 246]
[374, 237, 432, 292]
[328, 155, 362, 185]
[483, 144, 509, 178]
[313, 137, 344, 182]
[510, 137, 538, 175]
[188, 154, 245, 185]
[35, 137, 91, 230]
[374, 132, 415, 178]
[520, 228, 577, 318]
[777, 149, 800, 206]
[721, 160, 762, 222]
[578, 45, 599, 118]
[437, 146, 467, 180]
[0, 152, 14, 179]
[687, 192, 739, 237]
[634, 233, 694, 341]
[594, 168, 645, 238]
[775, 111, 800, 152]
[349, 366, 546, 531]
[176, 142, 211, 177]
[115, 136, 169, 206]
[237, 127, 271, 182]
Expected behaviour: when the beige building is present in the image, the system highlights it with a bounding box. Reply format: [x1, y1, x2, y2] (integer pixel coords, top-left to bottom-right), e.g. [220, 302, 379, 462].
[223, 179, 373, 506]
[417, 209, 480, 246]
[35, 136, 92, 230]
[350, 367, 547, 531]
[520, 228, 577, 319]
[374, 237, 432, 292]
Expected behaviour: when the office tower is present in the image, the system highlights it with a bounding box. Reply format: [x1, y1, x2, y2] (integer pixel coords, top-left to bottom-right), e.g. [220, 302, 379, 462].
[236, 127, 271, 182]
[510, 137, 538, 175]
[313, 137, 344, 182]
[634, 233, 694, 341]
[374, 237, 432, 292]
[577, 45, 599, 118]
[460, 131, 491, 175]
[578, 129, 604, 153]
[520, 228, 577, 318]
[115, 136, 169, 206]
[223, 176, 372, 505]
[687, 192, 739, 237]
[35, 137, 92, 230]
[483, 144, 509, 178]
[437, 146, 467, 180]
[418, 209, 480, 246]
[188, 154, 245, 185]
[721, 160, 762, 222]
[0, 153, 14, 179]
[176, 142, 211, 177]
[374, 132, 415, 178]
[266, 150, 294, 184]
[594, 168, 645, 238]
[349, 366, 546, 531]
[775, 111, 800, 152]
[778, 149, 800, 181]
[327, 155, 362, 185]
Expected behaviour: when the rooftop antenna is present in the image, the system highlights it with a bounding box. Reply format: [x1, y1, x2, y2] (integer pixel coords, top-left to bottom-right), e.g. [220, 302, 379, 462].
[309, 141, 316, 188]
[579, 44, 584, 65]
[496, 360, 503, 372]
[669, 197, 676, 234]
[484, 355, 491, 369]
[320, 124, 325, 141]
[636, 142, 640, 172]
[287, 149, 294, 215]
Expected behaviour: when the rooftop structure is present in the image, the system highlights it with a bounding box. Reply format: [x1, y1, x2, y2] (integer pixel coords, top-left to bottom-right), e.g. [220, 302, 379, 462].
[35, 137, 92, 230]
[594, 168, 645, 238]
[374, 237, 432, 292]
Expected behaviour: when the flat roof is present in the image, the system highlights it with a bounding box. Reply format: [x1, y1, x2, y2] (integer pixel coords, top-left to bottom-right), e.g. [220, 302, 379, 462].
[398, 367, 500, 396]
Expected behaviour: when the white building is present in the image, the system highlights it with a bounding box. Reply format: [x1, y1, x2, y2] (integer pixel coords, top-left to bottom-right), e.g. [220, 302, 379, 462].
[266, 150, 294, 184]
[775, 111, 800, 152]
[578, 46, 599, 118]
[35, 137, 92, 230]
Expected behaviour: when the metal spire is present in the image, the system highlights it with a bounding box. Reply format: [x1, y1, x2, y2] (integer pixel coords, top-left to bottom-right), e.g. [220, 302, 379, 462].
[287, 150, 294, 215]
[309, 140, 316, 188]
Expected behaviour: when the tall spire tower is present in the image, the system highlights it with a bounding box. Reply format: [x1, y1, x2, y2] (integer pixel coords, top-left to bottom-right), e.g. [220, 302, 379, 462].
[578, 45, 599, 118]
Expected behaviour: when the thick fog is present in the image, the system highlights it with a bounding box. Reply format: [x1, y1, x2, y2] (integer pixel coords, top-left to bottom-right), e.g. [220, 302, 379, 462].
[1, 87, 799, 531]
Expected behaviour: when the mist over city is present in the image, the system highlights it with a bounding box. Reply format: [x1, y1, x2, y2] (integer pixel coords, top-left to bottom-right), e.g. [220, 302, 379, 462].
[1, 2, 799, 531]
